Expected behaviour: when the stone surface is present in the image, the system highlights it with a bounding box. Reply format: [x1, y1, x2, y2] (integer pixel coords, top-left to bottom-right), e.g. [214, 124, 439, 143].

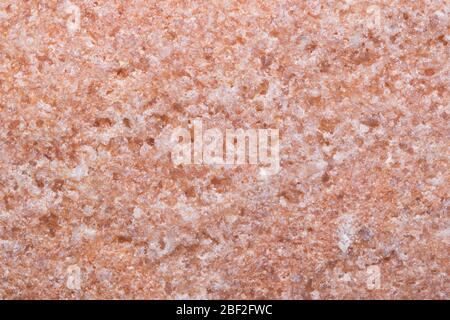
[0, 0, 448, 299]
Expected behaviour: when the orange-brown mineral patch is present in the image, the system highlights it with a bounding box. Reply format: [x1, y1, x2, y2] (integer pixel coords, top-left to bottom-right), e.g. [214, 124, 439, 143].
[0, 0, 448, 299]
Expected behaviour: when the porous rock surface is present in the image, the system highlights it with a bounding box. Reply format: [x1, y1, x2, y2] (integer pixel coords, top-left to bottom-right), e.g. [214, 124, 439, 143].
[0, 0, 448, 299]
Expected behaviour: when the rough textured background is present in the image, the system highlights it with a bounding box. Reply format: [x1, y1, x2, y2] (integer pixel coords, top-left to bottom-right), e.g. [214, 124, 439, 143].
[0, 0, 448, 299]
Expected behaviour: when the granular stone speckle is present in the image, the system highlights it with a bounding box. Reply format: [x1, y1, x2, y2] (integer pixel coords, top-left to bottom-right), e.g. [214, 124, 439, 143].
[0, 0, 448, 299]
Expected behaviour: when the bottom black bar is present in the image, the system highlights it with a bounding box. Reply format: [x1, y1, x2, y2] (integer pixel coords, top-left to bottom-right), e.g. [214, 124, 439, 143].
[0, 300, 445, 318]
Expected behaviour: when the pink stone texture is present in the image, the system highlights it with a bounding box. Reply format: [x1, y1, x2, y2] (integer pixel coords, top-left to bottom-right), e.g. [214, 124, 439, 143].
[0, 1, 448, 299]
